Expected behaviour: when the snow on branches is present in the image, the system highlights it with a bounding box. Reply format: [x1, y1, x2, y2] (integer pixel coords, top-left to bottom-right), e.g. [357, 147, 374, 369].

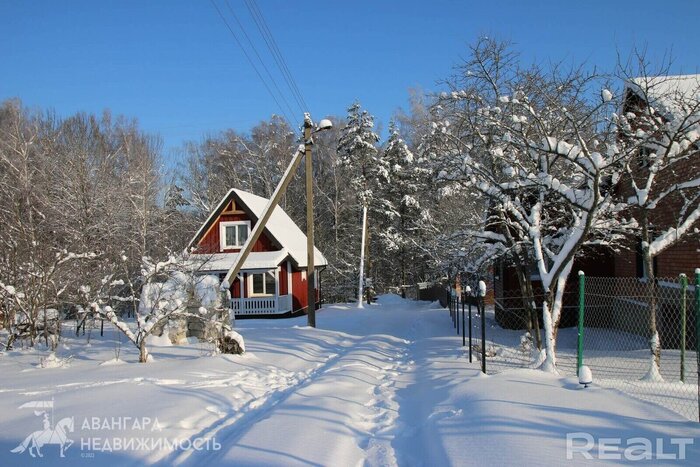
[422, 38, 626, 371]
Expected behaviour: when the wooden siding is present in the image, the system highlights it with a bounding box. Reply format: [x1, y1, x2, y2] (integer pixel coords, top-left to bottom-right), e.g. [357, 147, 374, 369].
[291, 269, 306, 311]
[279, 263, 288, 295]
[196, 213, 277, 254]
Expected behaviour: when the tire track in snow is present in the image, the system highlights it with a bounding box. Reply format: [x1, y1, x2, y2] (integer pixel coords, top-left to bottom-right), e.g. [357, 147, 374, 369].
[160, 348, 350, 466]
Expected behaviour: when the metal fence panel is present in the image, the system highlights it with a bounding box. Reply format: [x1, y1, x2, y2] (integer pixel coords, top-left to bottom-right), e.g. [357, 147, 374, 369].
[472, 273, 699, 422]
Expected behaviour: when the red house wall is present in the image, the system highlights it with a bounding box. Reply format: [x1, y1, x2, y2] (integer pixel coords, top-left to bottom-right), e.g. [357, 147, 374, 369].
[279, 262, 289, 295]
[196, 213, 277, 254]
[289, 268, 320, 313]
[230, 276, 246, 298]
[292, 270, 306, 311]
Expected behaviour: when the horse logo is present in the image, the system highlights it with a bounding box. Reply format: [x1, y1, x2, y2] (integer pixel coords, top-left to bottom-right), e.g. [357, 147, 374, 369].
[11, 399, 74, 458]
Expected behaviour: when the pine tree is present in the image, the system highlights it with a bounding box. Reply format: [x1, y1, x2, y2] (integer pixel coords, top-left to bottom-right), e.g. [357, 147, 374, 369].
[375, 121, 424, 291]
[337, 102, 383, 306]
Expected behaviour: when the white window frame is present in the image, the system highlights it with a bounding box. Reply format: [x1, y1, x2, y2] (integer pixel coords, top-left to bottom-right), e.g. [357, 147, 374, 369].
[248, 271, 276, 297]
[219, 221, 251, 250]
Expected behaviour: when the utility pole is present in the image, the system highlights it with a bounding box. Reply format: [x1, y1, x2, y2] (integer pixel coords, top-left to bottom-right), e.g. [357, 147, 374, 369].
[303, 114, 333, 327]
[222, 114, 331, 328]
[304, 115, 316, 327]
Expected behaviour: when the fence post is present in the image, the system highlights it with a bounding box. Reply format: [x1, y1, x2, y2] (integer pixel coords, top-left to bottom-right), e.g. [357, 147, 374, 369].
[479, 280, 486, 374]
[680, 273, 687, 383]
[695, 268, 700, 423]
[462, 294, 466, 347]
[449, 287, 453, 323]
[577, 271, 585, 376]
[447, 287, 451, 321]
[469, 295, 473, 362]
[454, 290, 457, 328]
[455, 294, 459, 333]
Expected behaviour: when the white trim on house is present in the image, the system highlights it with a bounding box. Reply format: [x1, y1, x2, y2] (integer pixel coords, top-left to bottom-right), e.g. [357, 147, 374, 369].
[191, 250, 289, 273]
[275, 266, 280, 297]
[219, 220, 251, 251]
[248, 271, 276, 297]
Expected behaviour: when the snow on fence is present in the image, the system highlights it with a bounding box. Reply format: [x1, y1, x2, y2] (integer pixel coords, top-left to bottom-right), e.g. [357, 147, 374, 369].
[449, 273, 700, 422]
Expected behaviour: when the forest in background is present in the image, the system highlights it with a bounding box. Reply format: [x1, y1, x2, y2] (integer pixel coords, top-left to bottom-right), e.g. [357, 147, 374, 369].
[1, 39, 698, 370]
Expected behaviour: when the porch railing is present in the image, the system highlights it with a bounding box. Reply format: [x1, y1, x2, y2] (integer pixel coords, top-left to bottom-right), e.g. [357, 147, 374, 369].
[231, 294, 293, 315]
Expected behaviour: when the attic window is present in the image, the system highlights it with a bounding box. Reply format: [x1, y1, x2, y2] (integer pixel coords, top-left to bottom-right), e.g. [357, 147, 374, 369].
[220, 221, 250, 250]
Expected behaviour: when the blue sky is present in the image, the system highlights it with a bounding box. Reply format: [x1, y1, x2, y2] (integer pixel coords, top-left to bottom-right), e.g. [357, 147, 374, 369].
[2, 0, 698, 162]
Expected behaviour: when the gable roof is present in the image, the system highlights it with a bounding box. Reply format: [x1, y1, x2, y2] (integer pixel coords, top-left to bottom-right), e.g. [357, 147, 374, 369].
[188, 188, 327, 268]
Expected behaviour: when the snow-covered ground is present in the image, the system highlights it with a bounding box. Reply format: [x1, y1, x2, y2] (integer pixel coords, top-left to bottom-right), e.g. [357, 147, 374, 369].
[482, 306, 699, 421]
[1, 295, 698, 466]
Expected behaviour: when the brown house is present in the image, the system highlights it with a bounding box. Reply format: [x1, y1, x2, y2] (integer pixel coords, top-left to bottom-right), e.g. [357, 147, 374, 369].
[493, 74, 699, 329]
[613, 74, 700, 280]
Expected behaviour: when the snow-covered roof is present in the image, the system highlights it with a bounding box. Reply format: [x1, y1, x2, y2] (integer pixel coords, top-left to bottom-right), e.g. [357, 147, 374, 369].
[191, 250, 291, 273]
[188, 188, 327, 268]
[626, 74, 700, 117]
[233, 189, 327, 268]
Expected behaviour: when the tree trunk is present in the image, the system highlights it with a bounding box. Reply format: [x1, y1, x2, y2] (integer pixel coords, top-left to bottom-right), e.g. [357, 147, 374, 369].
[541, 290, 559, 372]
[515, 263, 541, 350]
[539, 259, 573, 373]
[357, 205, 368, 308]
[525, 276, 542, 350]
[365, 223, 372, 305]
[138, 339, 149, 363]
[641, 210, 662, 379]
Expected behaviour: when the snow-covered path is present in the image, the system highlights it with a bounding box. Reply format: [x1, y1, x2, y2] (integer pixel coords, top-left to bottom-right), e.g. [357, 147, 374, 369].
[172, 295, 443, 466]
[171, 296, 700, 466]
[1, 295, 699, 466]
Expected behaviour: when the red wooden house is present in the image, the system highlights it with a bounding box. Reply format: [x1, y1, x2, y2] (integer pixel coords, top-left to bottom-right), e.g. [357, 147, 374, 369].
[187, 188, 327, 317]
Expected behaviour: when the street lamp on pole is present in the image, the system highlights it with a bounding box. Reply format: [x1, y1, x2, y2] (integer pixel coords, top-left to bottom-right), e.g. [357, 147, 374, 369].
[304, 114, 332, 328]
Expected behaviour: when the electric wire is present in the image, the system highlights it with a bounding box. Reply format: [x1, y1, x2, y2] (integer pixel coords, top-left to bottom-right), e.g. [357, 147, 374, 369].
[209, 0, 295, 127]
[244, 0, 310, 114]
[225, 0, 299, 126]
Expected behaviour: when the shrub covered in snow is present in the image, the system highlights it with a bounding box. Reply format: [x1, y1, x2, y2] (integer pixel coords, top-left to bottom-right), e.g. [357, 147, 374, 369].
[217, 329, 245, 355]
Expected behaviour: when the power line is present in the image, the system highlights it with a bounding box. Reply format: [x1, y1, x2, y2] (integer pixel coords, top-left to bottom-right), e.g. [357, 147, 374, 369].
[209, 0, 295, 127]
[246, 0, 308, 112]
[224, 0, 299, 126]
[244, 0, 309, 114]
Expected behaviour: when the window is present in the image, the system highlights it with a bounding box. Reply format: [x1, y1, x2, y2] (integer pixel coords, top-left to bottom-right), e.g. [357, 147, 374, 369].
[250, 272, 276, 296]
[220, 221, 250, 250]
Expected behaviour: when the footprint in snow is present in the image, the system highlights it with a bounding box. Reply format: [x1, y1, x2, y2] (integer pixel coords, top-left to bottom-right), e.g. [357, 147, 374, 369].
[205, 406, 227, 418]
[427, 408, 463, 423]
